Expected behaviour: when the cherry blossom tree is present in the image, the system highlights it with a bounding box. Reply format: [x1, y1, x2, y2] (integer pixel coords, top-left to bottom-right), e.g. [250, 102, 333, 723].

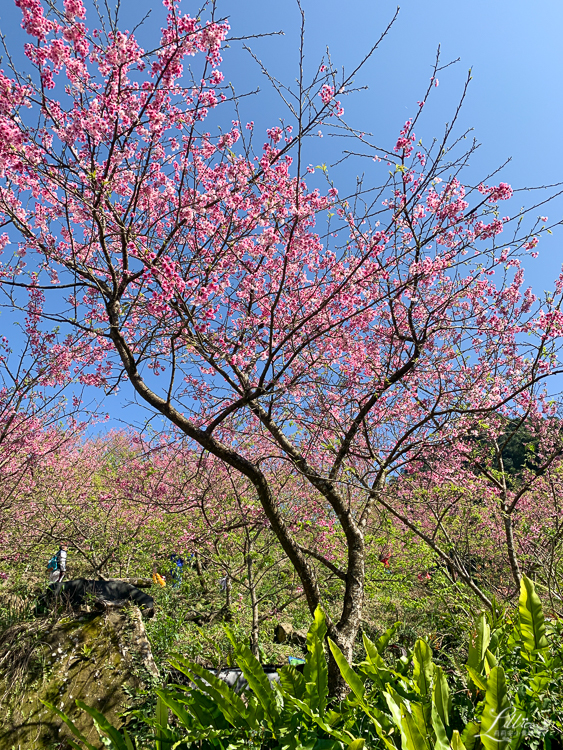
[4, 428, 201, 578]
[1, 0, 562, 688]
[380, 410, 563, 602]
[0, 328, 88, 561]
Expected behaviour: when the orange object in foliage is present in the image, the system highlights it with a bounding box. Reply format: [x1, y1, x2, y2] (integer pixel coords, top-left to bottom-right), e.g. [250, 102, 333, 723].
[152, 572, 166, 587]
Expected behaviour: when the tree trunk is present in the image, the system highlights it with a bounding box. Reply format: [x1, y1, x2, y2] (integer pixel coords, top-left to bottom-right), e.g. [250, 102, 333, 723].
[194, 551, 208, 594]
[502, 504, 522, 588]
[246, 553, 260, 659]
[326, 523, 365, 697]
[326, 626, 355, 700]
[108, 320, 363, 692]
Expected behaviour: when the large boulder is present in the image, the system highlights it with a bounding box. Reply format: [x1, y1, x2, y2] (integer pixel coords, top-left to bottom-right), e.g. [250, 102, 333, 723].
[273, 621, 307, 648]
[0, 607, 157, 749]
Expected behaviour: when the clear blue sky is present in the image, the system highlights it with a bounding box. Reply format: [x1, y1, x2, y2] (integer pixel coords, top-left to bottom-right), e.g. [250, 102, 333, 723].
[1, 0, 562, 424]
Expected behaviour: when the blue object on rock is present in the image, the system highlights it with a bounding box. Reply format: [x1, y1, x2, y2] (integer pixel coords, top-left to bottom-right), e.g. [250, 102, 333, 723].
[288, 656, 306, 666]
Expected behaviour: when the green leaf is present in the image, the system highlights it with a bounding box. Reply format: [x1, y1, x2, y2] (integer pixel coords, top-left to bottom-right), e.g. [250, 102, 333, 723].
[122, 729, 135, 750]
[74, 700, 130, 750]
[433, 665, 451, 728]
[384, 688, 410, 750]
[284, 693, 352, 744]
[431, 701, 450, 750]
[466, 666, 488, 692]
[488, 629, 499, 654]
[308, 605, 328, 646]
[528, 670, 552, 694]
[168, 655, 248, 726]
[242, 693, 264, 731]
[156, 688, 197, 730]
[347, 740, 366, 750]
[360, 662, 395, 693]
[361, 632, 396, 688]
[328, 639, 365, 701]
[467, 613, 491, 673]
[278, 664, 306, 700]
[162, 687, 217, 731]
[484, 649, 498, 675]
[225, 626, 279, 728]
[412, 701, 433, 745]
[155, 694, 168, 750]
[480, 666, 510, 750]
[401, 702, 430, 750]
[460, 722, 481, 750]
[341, 688, 398, 750]
[363, 632, 381, 664]
[519, 575, 549, 654]
[451, 730, 467, 750]
[155, 693, 168, 728]
[40, 700, 98, 750]
[323, 640, 396, 750]
[376, 622, 403, 655]
[304, 607, 328, 716]
[413, 639, 434, 697]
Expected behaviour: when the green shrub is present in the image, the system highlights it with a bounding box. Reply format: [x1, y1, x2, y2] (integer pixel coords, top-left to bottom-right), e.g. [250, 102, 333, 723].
[44, 576, 563, 750]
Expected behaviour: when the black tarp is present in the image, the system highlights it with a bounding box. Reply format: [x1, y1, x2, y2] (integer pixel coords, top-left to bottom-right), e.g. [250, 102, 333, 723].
[39, 578, 154, 612]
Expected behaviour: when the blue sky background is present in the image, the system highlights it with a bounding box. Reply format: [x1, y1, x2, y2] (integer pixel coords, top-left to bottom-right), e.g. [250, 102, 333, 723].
[1, 0, 562, 426]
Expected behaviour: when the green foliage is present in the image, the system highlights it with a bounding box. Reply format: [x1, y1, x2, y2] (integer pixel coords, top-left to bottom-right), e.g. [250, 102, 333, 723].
[0, 581, 37, 635]
[46, 607, 363, 749]
[46, 578, 563, 750]
[518, 577, 549, 654]
[495, 421, 541, 478]
[479, 667, 509, 750]
[145, 592, 193, 660]
[468, 419, 541, 481]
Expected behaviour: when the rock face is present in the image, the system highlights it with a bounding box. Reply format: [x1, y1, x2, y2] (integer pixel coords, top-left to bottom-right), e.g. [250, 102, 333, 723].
[126, 605, 159, 678]
[0, 607, 156, 749]
[273, 621, 308, 648]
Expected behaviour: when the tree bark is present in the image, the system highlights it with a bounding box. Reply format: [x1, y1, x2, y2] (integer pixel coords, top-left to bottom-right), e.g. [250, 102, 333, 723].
[194, 551, 208, 594]
[246, 552, 261, 659]
[502, 504, 522, 588]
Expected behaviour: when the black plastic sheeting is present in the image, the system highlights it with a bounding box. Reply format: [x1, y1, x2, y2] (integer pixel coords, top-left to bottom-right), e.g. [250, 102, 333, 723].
[40, 578, 154, 612]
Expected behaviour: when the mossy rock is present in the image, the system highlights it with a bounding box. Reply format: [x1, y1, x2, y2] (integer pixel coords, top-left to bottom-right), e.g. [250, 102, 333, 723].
[0, 607, 157, 749]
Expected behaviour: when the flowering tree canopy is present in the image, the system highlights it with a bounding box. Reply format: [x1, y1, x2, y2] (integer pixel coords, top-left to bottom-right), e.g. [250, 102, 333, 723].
[1, 0, 562, 681]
